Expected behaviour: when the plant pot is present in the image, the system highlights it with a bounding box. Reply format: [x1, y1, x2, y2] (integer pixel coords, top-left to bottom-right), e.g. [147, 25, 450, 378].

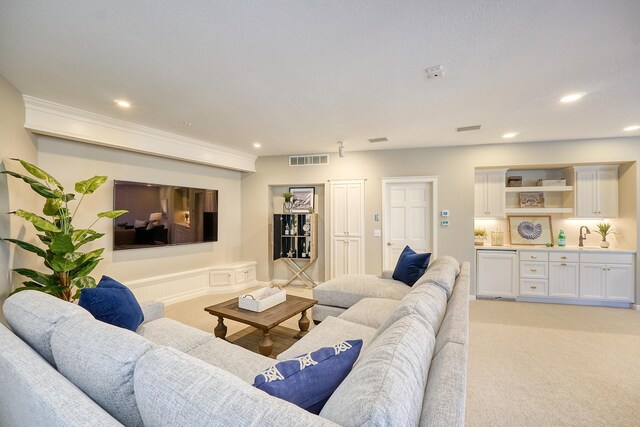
[600, 240, 610, 248]
[474, 237, 484, 246]
[283, 201, 292, 213]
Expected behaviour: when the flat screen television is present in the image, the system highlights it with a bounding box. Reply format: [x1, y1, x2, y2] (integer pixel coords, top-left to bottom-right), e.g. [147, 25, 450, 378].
[113, 180, 218, 250]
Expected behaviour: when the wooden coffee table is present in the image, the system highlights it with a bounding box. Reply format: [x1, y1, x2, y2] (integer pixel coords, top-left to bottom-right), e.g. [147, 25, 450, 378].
[204, 294, 317, 356]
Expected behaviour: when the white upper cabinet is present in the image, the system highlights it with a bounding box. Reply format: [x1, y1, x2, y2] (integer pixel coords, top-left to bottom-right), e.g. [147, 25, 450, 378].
[574, 165, 618, 218]
[474, 169, 505, 218]
[330, 180, 365, 278]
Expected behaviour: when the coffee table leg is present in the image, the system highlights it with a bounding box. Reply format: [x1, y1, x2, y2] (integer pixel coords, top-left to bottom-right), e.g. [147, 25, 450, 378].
[295, 310, 310, 339]
[259, 330, 273, 356]
[214, 316, 227, 339]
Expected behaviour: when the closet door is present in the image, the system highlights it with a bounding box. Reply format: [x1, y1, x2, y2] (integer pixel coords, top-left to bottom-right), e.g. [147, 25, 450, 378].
[330, 180, 365, 278]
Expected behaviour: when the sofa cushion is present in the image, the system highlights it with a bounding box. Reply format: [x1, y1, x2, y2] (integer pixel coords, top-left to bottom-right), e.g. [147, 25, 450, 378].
[186, 336, 275, 383]
[79, 276, 144, 331]
[277, 316, 376, 361]
[2, 290, 92, 366]
[320, 314, 436, 426]
[420, 342, 467, 427]
[312, 304, 347, 322]
[374, 283, 448, 339]
[136, 317, 212, 353]
[0, 323, 123, 427]
[51, 314, 153, 427]
[414, 256, 460, 297]
[254, 339, 363, 414]
[313, 275, 410, 309]
[392, 246, 431, 286]
[434, 262, 470, 356]
[134, 346, 339, 426]
[337, 298, 400, 329]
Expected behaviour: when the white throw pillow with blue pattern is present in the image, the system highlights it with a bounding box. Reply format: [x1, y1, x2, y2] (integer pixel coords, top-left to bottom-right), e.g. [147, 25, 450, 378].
[253, 339, 362, 414]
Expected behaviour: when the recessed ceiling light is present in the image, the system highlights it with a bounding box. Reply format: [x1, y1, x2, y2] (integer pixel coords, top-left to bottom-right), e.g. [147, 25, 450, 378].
[560, 93, 586, 103]
[502, 132, 518, 139]
[623, 125, 640, 132]
[114, 99, 130, 108]
[253, 142, 261, 148]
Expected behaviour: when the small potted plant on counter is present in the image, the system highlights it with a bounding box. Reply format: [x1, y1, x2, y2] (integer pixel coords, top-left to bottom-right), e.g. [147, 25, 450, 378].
[474, 228, 488, 246]
[595, 222, 615, 248]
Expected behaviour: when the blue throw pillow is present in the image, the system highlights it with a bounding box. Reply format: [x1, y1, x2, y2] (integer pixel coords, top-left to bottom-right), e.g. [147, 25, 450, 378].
[392, 246, 431, 286]
[79, 275, 144, 331]
[253, 339, 363, 414]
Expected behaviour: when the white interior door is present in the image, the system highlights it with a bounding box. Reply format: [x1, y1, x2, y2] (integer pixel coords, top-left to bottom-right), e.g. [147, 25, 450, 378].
[382, 178, 436, 270]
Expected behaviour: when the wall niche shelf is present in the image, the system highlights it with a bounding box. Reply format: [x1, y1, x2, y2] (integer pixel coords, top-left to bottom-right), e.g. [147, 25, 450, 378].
[505, 207, 574, 214]
[504, 186, 574, 193]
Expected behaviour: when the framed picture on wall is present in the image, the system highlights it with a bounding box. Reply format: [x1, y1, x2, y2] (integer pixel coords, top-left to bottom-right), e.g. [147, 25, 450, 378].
[289, 187, 315, 213]
[508, 215, 553, 245]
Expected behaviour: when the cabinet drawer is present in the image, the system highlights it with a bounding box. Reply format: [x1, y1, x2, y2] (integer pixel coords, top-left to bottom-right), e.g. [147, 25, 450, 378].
[520, 261, 548, 278]
[235, 266, 256, 284]
[210, 270, 235, 287]
[580, 252, 633, 264]
[520, 251, 548, 262]
[549, 252, 579, 263]
[519, 279, 548, 296]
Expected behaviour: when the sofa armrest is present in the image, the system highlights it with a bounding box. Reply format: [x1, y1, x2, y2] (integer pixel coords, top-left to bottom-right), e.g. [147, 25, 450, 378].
[381, 270, 394, 279]
[140, 301, 164, 324]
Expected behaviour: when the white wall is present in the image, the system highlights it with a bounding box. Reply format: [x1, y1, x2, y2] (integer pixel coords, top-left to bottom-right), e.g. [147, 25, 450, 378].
[37, 136, 243, 283]
[241, 137, 640, 303]
[0, 75, 39, 324]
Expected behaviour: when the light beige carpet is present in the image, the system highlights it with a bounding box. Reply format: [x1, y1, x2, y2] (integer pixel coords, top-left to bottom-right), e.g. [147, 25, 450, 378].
[467, 300, 640, 426]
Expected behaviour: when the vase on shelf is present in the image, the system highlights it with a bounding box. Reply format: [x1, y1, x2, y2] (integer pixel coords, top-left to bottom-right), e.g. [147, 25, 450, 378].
[600, 239, 610, 248]
[283, 201, 292, 213]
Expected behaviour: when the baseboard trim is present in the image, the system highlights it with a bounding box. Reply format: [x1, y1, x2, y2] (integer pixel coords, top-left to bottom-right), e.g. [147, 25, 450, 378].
[517, 296, 632, 309]
[634, 304, 640, 312]
[468, 295, 477, 301]
[271, 279, 319, 288]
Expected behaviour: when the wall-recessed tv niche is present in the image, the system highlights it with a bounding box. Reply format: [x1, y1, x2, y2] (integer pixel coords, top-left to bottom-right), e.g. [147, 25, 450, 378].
[113, 180, 218, 250]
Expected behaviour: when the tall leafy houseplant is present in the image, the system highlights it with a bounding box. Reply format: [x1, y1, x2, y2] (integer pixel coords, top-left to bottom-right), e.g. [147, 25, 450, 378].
[2, 159, 127, 301]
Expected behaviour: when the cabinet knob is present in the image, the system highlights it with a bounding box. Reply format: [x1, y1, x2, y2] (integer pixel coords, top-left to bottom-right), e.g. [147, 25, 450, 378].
[531, 256, 537, 259]
[531, 285, 537, 289]
[561, 263, 567, 266]
[561, 256, 567, 259]
[531, 268, 537, 272]
[387, 242, 392, 246]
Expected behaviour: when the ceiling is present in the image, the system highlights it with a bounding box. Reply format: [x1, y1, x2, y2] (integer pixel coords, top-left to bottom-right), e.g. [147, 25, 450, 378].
[1, 1, 639, 157]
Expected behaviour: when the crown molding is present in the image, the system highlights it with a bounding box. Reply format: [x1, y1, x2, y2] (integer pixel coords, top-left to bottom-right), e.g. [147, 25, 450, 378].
[22, 96, 256, 172]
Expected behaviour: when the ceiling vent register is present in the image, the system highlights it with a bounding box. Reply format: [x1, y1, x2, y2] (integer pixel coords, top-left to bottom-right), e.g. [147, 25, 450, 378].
[289, 154, 329, 166]
[456, 125, 482, 132]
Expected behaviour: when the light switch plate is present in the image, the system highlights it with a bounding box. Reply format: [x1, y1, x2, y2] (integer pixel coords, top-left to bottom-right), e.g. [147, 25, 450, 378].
[441, 210, 449, 217]
[441, 220, 449, 226]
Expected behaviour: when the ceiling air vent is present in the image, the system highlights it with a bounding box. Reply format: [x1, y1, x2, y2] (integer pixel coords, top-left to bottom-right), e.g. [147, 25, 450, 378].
[368, 137, 389, 143]
[289, 154, 329, 166]
[456, 125, 482, 132]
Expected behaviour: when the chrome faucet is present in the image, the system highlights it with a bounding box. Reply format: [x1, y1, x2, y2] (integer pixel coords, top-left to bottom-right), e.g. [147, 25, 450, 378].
[579, 226, 591, 247]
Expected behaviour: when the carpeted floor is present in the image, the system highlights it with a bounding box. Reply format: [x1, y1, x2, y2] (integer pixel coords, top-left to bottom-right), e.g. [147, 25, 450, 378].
[466, 300, 640, 426]
[165, 288, 640, 426]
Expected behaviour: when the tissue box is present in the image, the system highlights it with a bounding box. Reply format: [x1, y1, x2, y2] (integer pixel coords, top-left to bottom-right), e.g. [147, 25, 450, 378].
[238, 288, 286, 312]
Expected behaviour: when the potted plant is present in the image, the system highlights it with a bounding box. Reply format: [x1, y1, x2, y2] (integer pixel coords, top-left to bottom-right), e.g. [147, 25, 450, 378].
[282, 192, 294, 213]
[594, 222, 615, 248]
[474, 228, 487, 246]
[2, 159, 127, 301]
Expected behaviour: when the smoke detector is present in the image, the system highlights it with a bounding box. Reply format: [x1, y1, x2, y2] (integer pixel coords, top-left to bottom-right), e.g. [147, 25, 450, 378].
[425, 65, 444, 79]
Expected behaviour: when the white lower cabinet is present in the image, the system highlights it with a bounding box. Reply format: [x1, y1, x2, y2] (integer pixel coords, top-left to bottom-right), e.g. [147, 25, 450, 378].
[477, 250, 517, 297]
[209, 262, 257, 288]
[477, 248, 635, 306]
[549, 262, 579, 298]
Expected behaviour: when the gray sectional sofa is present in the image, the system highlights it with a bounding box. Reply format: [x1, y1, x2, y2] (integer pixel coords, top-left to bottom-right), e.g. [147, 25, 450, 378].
[0, 255, 469, 427]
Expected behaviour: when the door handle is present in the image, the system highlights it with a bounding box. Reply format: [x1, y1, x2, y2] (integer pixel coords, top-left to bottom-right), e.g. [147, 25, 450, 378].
[387, 242, 392, 246]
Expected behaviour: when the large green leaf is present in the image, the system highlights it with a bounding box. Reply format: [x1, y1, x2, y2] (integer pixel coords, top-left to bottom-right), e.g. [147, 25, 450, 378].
[97, 209, 128, 219]
[1, 170, 59, 198]
[12, 158, 63, 189]
[72, 229, 104, 249]
[12, 210, 61, 232]
[13, 268, 56, 286]
[43, 198, 63, 216]
[2, 238, 46, 258]
[49, 253, 83, 272]
[50, 234, 74, 254]
[71, 276, 96, 290]
[75, 176, 107, 195]
[62, 193, 76, 202]
[37, 234, 52, 245]
[71, 258, 101, 277]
